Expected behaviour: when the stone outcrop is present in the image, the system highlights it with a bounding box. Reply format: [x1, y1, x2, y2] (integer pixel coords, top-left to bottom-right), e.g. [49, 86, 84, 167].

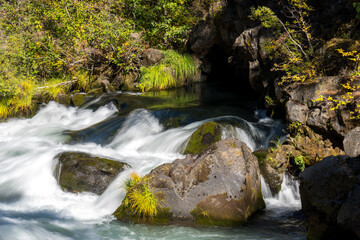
[280, 77, 360, 142]
[184, 122, 221, 154]
[232, 27, 272, 92]
[114, 138, 265, 226]
[253, 146, 289, 195]
[300, 155, 360, 240]
[55, 152, 129, 195]
[343, 127, 360, 157]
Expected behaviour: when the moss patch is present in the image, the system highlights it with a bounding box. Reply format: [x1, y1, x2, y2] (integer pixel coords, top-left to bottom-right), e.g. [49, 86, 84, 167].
[71, 93, 85, 107]
[184, 122, 221, 154]
[57, 152, 129, 194]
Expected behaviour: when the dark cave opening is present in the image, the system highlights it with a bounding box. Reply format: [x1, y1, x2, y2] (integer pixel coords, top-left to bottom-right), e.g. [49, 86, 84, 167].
[203, 44, 258, 100]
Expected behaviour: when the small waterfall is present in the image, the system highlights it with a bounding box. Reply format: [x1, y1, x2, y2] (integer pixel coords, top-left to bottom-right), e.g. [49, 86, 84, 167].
[261, 174, 301, 212]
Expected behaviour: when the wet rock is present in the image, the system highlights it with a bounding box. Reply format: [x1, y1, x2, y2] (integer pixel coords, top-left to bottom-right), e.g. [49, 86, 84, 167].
[184, 122, 221, 154]
[55, 152, 129, 195]
[55, 93, 71, 106]
[86, 88, 103, 97]
[300, 155, 360, 240]
[343, 127, 360, 157]
[114, 138, 265, 226]
[253, 146, 289, 195]
[71, 93, 86, 107]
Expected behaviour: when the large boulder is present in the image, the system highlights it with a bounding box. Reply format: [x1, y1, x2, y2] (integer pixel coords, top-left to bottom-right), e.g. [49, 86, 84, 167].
[343, 127, 360, 157]
[184, 122, 221, 154]
[114, 138, 265, 226]
[55, 152, 129, 195]
[300, 155, 360, 240]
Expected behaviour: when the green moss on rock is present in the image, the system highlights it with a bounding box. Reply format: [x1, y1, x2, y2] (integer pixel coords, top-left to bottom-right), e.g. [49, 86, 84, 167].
[184, 122, 221, 154]
[71, 93, 85, 107]
[56, 152, 129, 195]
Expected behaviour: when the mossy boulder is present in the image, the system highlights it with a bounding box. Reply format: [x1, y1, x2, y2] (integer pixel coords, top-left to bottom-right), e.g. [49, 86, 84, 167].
[184, 122, 221, 154]
[55, 152, 129, 195]
[55, 93, 71, 106]
[114, 138, 265, 226]
[71, 93, 86, 107]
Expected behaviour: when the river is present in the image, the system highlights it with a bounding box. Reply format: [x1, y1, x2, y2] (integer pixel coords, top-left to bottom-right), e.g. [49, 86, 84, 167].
[0, 84, 305, 239]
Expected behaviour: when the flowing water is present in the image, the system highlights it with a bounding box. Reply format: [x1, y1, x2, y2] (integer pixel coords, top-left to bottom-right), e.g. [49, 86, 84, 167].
[0, 84, 305, 239]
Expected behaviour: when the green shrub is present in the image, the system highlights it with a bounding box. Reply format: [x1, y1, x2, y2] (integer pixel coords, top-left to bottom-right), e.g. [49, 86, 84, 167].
[294, 155, 305, 172]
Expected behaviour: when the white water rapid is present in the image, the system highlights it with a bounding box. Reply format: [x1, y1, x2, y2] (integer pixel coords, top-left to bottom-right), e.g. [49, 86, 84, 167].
[0, 100, 304, 240]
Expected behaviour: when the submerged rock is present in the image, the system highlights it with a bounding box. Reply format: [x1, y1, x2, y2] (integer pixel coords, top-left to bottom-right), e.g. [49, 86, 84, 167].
[300, 155, 360, 240]
[55, 152, 129, 195]
[114, 138, 265, 226]
[184, 122, 221, 154]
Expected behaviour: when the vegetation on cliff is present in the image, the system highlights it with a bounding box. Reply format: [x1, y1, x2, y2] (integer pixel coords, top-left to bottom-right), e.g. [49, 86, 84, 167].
[250, 0, 360, 119]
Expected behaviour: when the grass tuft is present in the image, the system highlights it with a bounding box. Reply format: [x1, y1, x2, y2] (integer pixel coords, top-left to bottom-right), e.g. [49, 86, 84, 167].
[139, 50, 198, 91]
[123, 172, 160, 219]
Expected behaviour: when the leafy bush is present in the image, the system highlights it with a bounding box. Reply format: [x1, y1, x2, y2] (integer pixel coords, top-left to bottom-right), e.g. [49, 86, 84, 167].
[294, 155, 305, 171]
[123, 173, 160, 219]
[122, 0, 197, 49]
[250, 0, 317, 85]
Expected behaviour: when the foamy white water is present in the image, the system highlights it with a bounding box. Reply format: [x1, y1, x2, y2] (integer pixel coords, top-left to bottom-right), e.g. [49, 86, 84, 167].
[0, 99, 304, 240]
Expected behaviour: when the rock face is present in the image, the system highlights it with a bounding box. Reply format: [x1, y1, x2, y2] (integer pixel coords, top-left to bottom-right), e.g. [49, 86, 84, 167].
[115, 138, 265, 226]
[232, 27, 272, 92]
[343, 127, 360, 157]
[184, 122, 221, 154]
[253, 146, 290, 195]
[55, 152, 129, 195]
[300, 155, 360, 240]
[280, 77, 360, 141]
